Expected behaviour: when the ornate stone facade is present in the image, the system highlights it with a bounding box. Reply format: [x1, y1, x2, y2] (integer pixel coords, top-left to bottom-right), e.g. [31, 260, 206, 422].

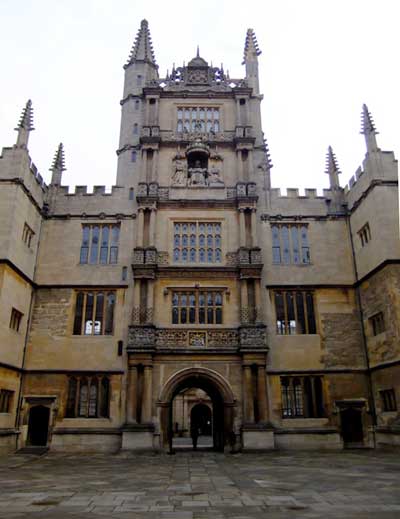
[0, 20, 399, 455]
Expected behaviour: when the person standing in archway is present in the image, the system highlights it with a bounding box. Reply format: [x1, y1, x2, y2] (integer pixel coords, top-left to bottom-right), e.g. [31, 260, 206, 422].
[190, 422, 199, 450]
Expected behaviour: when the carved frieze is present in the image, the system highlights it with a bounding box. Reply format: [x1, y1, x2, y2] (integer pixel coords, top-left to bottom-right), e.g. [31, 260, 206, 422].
[128, 325, 156, 350]
[239, 325, 268, 350]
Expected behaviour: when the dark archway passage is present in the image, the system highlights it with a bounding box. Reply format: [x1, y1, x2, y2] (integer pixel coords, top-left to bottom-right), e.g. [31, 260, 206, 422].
[159, 368, 235, 453]
[191, 403, 212, 437]
[27, 405, 50, 446]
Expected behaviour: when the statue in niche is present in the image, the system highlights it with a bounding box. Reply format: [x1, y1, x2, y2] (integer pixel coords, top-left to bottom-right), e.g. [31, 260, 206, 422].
[208, 164, 224, 186]
[172, 155, 187, 186]
[188, 160, 207, 187]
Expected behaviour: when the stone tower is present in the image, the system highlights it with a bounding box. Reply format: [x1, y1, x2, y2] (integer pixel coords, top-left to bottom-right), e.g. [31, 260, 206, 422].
[0, 20, 399, 455]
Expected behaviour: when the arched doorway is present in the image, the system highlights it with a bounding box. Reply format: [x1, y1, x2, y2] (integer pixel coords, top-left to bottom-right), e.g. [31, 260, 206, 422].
[158, 367, 236, 452]
[191, 403, 212, 437]
[27, 405, 50, 446]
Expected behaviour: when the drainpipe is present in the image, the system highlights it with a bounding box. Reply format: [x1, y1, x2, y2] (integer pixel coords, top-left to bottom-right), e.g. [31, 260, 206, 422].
[346, 206, 377, 447]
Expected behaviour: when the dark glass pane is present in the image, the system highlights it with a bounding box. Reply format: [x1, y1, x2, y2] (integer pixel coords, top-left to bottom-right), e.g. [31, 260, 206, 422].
[286, 293, 296, 334]
[215, 248, 221, 262]
[180, 308, 187, 324]
[189, 307, 196, 323]
[300, 226, 309, 246]
[89, 227, 99, 264]
[216, 308, 222, 324]
[111, 226, 119, 246]
[271, 226, 280, 247]
[94, 293, 104, 335]
[199, 248, 205, 262]
[281, 226, 291, 264]
[174, 235, 180, 246]
[100, 378, 110, 418]
[207, 234, 213, 246]
[73, 292, 84, 335]
[293, 379, 303, 416]
[80, 246, 88, 264]
[314, 377, 324, 417]
[296, 292, 306, 334]
[79, 379, 88, 417]
[66, 378, 77, 417]
[82, 226, 90, 247]
[172, 293, 179, 306]
[190, 248, 196, 262]
[100, 247, 108, 264]
[207, 248, 213, 262]
[215, 293, 222, 305]
[207, 308, 214, 324]
[306, 293, 316, 333]
[199, 234, 205, 246]
[172, 307, 179, 324]
[173, 248, 179, 261]
[182, 248, 188, 262]
[304, 377, 313, 417]
[109, 246, 118, 264]
[199, 308, 205, 324]
[199, 293, 205, 306]
[84, 293, 94, 335]
[272, 247, 281, 264]
[302, 247, 310, 264]
[182, 234, 188, 246]
[88, 379, 98, 417]
[275, 292, 285, 334]
[190, 234, 196, 246]
[101, 226, 109, 247]
[291, 227, 300, 264]
[105, 293, 115, 335]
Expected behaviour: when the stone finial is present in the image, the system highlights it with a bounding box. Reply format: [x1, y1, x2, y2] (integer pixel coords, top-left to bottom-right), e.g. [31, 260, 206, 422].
[242, 28, 261, 64]
[50, 143, 66, 185]
[361, 104, 379, 152]
[14, 99, 34, 148]
[325, 146, 341, 189]
[126, 19, 157, 67]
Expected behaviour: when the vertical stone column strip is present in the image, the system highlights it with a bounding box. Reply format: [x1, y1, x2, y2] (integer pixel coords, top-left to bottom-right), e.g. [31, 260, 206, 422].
[126, 365, 138, 423]
[239, 208, 246, 247]
[254, 279, 261, 322]
[147, 280, 154, 323]
[151, 149, 158, 183]
[248, 148, 254, 175]
[243, 364, 255, 423]
[141, 365, 153, 423]
[257, 364, 268, 423]
[240, 279, 248, 323]
[137, 208, 144, 247]
[237, 150, 244, 181]
[149, 208, 157, 247]
[140, 149, 147, 182]
[236, 99, 241, 125]
[251, 208, 257, 247]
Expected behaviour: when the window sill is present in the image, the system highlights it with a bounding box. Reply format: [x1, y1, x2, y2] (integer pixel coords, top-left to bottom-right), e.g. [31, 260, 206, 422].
[272, 263, 312, 267]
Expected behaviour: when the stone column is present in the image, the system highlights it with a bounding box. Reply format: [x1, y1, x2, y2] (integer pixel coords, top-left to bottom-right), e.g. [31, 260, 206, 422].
[239, 209, 246, 247]
[141, 365, 153, 423]
[147, 280, 154, 323]
[257, 365, 268, 423]
[140, 149, 147, 182]
[236, 99, 241, 125]
[149, 208, 157, 247]
[248, 148, 254, 175]
[126, 365, 138, 423]
[241, 279, 248, 323]
[237, 150, 244, 181]
[251, 208, 257, 247]
[243, 365, 255, 423]
[137, 208, 144, 247]
[151, 149, 158, 183]
[254, 279, 261, 322]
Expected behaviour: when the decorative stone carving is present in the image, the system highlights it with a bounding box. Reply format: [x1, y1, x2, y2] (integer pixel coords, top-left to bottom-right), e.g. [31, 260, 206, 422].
[138, 183, 148, 196]
[188, 331, 207, 347]
[171, 156, 187, 186]
[208, 165, 224, 186]
[157, 251, 169, 265]
[247, 183, 257, 196]
[239, 325, 267, 350]
[145, 248, 157, 264]
[156, 329, 188, 348]
[132, 248, 145, 264]
[237, 183, 247, 197]
[128, 325, 155, 349]
[158, 187, 169, 200]
[148, 182, 158, 196]
[250, 248, 262, 264]
[238, 247, 251, 264]
[225, 252, 238, 266]
[207, 330, 238, 348]
[188, 161, 207, 186]
[131, 307, 154, 325]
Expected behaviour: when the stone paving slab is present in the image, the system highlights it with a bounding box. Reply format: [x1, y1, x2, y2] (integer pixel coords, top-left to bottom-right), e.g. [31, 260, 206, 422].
[0, 450, 399, 518]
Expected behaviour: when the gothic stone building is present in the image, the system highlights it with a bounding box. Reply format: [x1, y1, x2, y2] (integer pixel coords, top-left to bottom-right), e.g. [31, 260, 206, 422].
[0, 20, 399, 454]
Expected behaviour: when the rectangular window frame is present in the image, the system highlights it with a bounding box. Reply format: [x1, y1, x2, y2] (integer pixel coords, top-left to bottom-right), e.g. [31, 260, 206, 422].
[22, 223, 35, 248]
[274, 290, 317, 335]
[280, 376, 324, 418]
[0, 389, 14, 413]
[80, 224, 120, 265]
[65, 375, 110, 419]
[171, 290, 223, 325]
[271, 224, 311, 265]
[358, 223, 371, 247]
[380, 388, 397, 412]
[9, 308, 23, 332]
[73, 291, 116, 336]
[177, 106, 221, 133]
[369, 312, 385, 336]
[173, 221, 222, 265]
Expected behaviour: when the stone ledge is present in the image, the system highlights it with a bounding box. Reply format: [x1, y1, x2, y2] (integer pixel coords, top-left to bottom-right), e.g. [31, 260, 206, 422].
[52, 428, 121, 436]
[0, 428, 19, 437]
[274, 427, 338, 435]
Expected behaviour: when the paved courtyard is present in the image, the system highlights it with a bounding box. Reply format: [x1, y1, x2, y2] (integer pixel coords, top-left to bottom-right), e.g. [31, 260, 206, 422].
[0, 449, 399, 518]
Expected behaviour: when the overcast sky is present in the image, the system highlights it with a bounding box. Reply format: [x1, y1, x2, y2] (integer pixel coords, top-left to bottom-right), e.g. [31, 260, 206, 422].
[1, 0, 398, 192]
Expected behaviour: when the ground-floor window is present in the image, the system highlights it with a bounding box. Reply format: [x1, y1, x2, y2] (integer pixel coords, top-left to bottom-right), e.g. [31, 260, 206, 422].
[0, 389, 13, 413]
[66, 375, 110, 418]
[380, 388, 397, 412]
[280, 376, 324, 418]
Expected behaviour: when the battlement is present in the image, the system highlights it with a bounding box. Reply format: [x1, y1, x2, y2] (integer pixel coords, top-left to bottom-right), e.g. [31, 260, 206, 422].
[269, 187, 339, 200]
[29, 159, 48, 191]
[57, 185, 122, 196]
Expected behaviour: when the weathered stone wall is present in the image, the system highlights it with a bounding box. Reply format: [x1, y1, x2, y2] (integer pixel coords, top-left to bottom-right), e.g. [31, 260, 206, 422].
[320, 311, 365, 369]
[372, 364, 400, 427]
[29, 289, 72, 338]
[360, 264, 400, 366]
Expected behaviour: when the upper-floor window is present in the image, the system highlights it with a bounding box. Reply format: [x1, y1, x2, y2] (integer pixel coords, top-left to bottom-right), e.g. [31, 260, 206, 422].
[370, 312, 385, 336]
[0, 389, 13, 413]
[172, 290, 223, 325]
[22, 223, 34, 248]
[173, 222, 222, 264]
[131, 151, 137, 162]
[272, 225, 310, 265]
[380, 388, 397, 412]
[281, 376, 324, 418]
[135, 99, 140, 110]
[9, 308, 23, 332]
[80, 225, 120, 265]
[275, 290, 316, 334]
[73, 291, 116, 335]
[358, 223, 371, 247]
[66, 375, 110, 418]
[177, 107, 220, 133]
